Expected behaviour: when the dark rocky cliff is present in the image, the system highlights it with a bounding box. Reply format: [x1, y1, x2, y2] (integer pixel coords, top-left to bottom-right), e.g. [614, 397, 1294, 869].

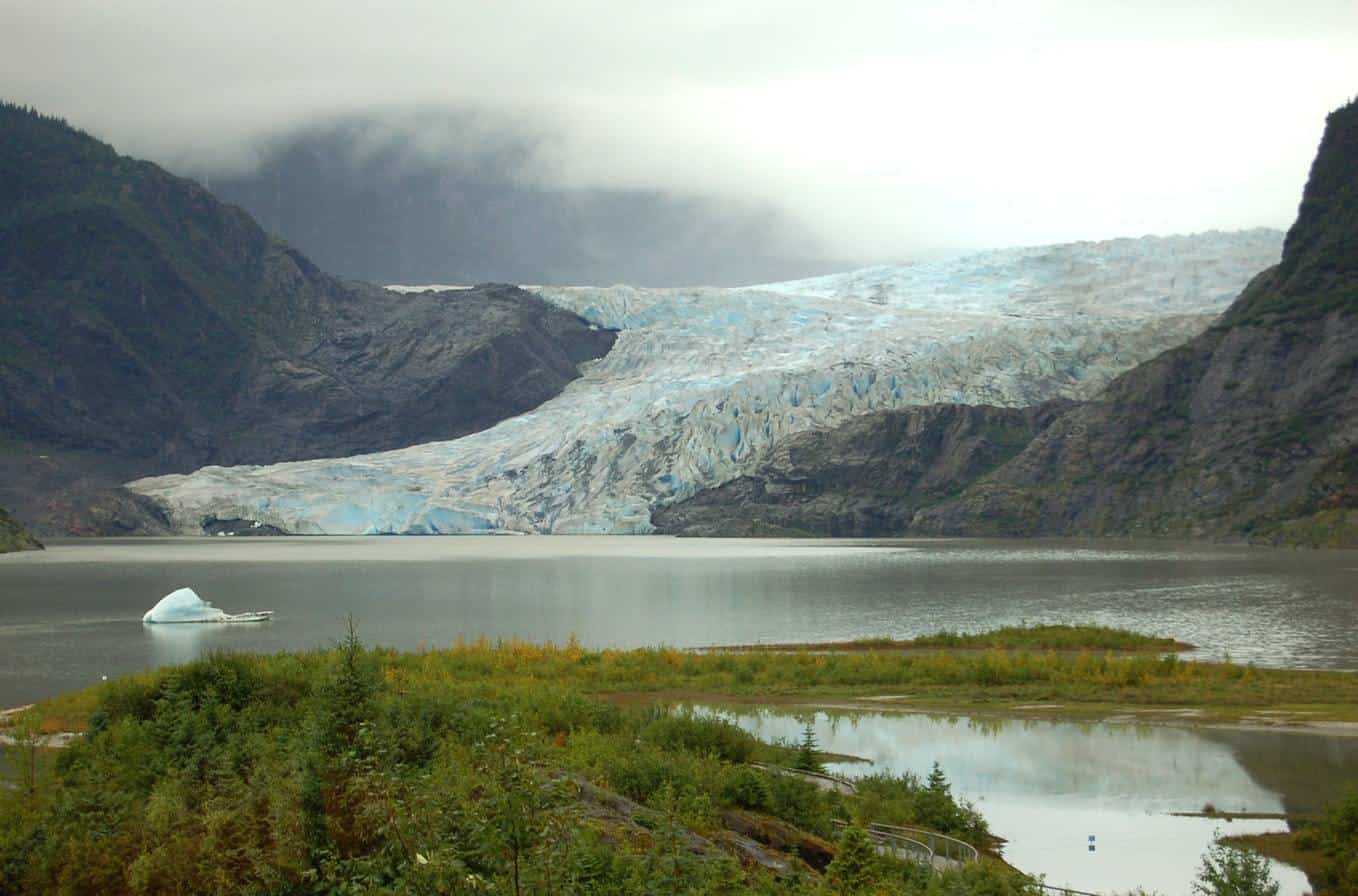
[653, 402, 1071, 537]
[0, 103, 615, 534]
[911, 98, 1358, 546]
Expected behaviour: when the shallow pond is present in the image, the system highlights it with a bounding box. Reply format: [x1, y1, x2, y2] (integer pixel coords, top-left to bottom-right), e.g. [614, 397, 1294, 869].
[701, 706, 1358, 894]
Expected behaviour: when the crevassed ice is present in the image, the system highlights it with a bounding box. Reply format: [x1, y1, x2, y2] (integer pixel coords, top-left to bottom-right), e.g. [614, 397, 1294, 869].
[129, 229, 1283, 535]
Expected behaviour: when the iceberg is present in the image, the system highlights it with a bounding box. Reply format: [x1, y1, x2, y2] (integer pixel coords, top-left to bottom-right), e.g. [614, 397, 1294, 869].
[142, 587, 273, 624]
[128, 230, 1284, 535]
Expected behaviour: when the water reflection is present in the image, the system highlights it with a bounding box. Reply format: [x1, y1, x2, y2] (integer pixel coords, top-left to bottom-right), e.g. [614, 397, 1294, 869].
[700, 706, 1352, 895]
[144, 622, 272, 668]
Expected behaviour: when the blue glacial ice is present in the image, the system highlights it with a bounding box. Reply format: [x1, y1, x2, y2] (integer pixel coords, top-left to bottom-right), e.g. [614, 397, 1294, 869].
[128, 229, 1283, 535]
[143, 587, 273, 624]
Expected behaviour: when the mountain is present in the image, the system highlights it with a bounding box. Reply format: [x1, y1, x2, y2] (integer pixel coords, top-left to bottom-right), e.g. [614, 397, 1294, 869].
[652, 401, 1073, 537]
[0, 102, 615, 533]
[128, 230, 1281, 535]
[0, 505, 41, 552]
[191, 116, 843, 288]
[910, 98, 1358, 546]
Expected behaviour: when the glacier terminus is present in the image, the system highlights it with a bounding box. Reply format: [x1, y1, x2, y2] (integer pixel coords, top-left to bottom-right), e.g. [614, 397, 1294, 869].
[127, 230, 1284, 535]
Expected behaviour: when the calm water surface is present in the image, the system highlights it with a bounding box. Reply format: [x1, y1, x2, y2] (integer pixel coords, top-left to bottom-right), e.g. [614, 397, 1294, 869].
[703, 706, 1358, 895]
[0, 536, 1356, 706]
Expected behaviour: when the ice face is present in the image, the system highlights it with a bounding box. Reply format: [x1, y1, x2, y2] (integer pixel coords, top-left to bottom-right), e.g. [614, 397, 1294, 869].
[143, 587, 229, 624]
[128, 230, 1283, 535]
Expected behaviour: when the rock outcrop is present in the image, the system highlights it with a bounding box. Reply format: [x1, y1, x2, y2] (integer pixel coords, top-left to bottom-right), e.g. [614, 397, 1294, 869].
[0, 102, 615, 534]
[653, 401, 1071, 537]
[911, 98, 1358, 546]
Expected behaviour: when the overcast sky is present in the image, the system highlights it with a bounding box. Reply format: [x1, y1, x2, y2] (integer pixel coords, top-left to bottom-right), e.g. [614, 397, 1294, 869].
[3, 1, 1355, 261]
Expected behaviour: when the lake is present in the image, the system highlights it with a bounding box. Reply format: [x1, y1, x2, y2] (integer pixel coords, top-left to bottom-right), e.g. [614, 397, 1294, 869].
[701, 705, 1358, 895]
[1, 535, 1356, 707]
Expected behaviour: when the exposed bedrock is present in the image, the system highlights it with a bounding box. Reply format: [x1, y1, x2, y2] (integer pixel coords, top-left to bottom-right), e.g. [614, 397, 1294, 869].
[652, 401, 1073, 537]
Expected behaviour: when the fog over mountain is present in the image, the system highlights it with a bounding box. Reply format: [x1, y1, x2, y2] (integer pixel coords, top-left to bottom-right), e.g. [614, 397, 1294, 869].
[3, 1, 1355, 284]
[191, 115, 841, 287]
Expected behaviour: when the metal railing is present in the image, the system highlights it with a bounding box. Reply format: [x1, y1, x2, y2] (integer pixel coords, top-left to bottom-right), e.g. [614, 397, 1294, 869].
[865, 822, 979, 865]
[831, 819, 935, 868]
[751, 764, 981, 868]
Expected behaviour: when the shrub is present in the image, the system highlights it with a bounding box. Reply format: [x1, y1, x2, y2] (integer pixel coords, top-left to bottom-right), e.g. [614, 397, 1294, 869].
[1192, 840, 1279, 896]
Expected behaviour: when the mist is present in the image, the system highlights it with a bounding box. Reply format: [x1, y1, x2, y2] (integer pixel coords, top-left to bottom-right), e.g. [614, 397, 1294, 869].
[3, 0, 1355, 276]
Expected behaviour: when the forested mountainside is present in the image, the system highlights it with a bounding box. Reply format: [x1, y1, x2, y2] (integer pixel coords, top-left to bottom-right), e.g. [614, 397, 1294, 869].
[0, 102, 614, 534]
[911, 98, 1358, 546]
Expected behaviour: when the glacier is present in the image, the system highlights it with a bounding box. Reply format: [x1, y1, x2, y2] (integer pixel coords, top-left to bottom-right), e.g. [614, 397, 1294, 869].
[128, 229, 1283, 535]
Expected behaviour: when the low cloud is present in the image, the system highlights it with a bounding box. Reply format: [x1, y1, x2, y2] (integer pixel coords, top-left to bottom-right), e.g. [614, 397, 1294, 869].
[3, 0, 1355, 262]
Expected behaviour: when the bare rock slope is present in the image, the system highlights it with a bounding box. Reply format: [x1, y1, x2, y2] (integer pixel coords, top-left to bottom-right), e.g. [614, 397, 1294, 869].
[653, 401, 1072, 537]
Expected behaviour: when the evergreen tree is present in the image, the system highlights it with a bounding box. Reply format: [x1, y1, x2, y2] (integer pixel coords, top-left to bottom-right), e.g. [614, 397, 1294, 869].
[793, 719, 825, 774]
[827, 824, 878, 893]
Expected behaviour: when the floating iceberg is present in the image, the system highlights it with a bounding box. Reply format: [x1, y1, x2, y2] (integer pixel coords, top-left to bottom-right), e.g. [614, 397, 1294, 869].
[142, 587, 274, 624]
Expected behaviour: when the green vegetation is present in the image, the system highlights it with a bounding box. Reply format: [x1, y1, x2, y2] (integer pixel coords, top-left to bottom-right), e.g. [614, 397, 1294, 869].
[0, 506, 42, 553]
[5, 624, 1357, 891]
[23, 628, 1358, 736]
[1222, 789, 1358, 895]
[1192, 840, 1279, 896]
[792, 721, 825, 774]
[723, 624, 1192, 654]
[904, 624, 1190, 652]
[0, 633, 1044, 895]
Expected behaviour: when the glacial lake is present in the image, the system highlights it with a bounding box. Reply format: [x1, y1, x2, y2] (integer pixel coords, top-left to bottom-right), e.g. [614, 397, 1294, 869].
[702, 705, 1358, 895]
[1, 535, 1357, 707]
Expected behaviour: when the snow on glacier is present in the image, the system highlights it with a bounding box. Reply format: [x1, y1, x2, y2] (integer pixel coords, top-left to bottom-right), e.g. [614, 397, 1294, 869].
[129, 229, 1283, 535]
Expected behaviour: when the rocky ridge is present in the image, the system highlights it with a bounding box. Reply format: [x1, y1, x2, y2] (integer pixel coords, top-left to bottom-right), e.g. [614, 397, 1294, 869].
[0, 103, 614, 533]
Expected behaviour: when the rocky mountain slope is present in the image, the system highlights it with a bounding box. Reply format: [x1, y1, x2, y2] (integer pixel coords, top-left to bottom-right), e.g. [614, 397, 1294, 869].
[911, 98, 1358, 546]
[0, 505, 41, 552]
[652, 401, 1073, 537]
[0, 102, 614, 533]
[129, 230, 1280, 535]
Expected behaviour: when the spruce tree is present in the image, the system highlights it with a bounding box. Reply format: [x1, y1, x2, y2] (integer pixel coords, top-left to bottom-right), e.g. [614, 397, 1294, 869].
[827, 824, 878, 893]
[793, 719, 825, 774]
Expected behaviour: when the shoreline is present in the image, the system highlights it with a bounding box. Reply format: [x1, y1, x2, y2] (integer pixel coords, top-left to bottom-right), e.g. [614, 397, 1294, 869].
[12, 691, 1358, 744]
[603, 691, 1358, 738]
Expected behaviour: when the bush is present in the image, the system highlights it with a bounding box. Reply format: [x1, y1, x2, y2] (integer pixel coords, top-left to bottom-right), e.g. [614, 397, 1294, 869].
[721, 766, 772, 811]
[1192, 840, 1279, 896]
[639, 711, 757, 763]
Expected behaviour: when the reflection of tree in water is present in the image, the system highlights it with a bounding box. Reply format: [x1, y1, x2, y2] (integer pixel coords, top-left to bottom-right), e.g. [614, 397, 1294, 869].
[1198, 728, 1358, 817]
